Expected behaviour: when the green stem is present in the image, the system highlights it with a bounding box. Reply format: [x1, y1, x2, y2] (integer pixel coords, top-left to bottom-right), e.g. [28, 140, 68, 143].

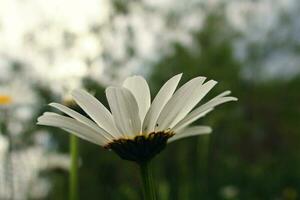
[139, 161, 157, 200]
[7, 133, 14, 200]
[69, 135, 79, 200]
[2, 110, 14, 199]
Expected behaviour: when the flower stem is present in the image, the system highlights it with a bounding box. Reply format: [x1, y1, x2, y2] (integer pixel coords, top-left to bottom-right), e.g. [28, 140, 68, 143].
[69, 135, 79, 200]
[139, 161, 157, 200]
[2, 110, 14, 199]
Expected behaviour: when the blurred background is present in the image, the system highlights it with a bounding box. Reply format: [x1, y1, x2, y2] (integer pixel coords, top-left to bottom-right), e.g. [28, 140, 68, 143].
[0, 0, 300, 199]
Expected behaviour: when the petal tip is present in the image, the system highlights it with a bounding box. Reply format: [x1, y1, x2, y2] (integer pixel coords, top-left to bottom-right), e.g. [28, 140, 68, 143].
[175, 73, 183, 77]
[105, 86, 119, 93]
[207, 127, 213, 133]
[232, 97, 238, 101]
[48, 102, 57, 107]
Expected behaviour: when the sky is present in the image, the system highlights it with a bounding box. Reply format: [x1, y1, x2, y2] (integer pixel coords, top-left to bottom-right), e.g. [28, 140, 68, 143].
[0, 0, 299, 94]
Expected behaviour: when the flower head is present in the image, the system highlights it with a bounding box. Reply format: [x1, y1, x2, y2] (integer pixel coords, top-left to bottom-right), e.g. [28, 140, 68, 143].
[0, 95, 12, 106]
[37, 74, 237, 162]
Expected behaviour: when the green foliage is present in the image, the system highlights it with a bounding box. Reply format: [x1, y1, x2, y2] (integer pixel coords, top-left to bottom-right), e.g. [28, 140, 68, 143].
[149, 10, 300, 200]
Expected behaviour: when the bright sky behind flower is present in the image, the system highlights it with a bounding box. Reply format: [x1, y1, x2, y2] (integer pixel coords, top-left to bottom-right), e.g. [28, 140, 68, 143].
[0, 0, 298, 91]
[0, 0, 299, 94]
[0, 0, 110, 93]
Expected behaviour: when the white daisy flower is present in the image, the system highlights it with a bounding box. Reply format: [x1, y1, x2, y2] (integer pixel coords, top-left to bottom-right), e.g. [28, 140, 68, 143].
[0, 95, 12, 107]
[37, 74, 237, 162]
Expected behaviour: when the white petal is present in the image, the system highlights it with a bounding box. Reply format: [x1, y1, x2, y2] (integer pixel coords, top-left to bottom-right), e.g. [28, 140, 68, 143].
[156, 77, 217, 131]
[71, 89, 121, 137]
[172, 108, 213, 132]
[106, 87, 141, 137]
[142, 74, 182, 133]
[43, 112, 60, 116]
[216, 90, 232, 98]
[123, 76, 151, 122]
[49, 103, 116, 140]
[37, 113, 110, 146]
[173, 95, 237, 132]
[168, 126, 212, 143]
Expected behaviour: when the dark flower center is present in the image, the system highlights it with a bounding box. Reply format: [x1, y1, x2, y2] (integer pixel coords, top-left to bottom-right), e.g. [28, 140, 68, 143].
[104, 131, 175, 163]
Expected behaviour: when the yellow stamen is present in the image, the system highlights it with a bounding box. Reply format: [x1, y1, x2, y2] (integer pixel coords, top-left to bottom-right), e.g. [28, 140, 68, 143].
[0, 95, 12, 105]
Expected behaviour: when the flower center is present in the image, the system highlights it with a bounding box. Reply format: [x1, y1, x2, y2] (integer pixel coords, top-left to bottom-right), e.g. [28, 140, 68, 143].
[0, 95, 12, 105]
[104, 131, 175, 163]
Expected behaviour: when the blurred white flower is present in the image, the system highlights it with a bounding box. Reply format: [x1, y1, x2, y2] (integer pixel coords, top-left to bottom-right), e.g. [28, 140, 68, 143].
[0, 81, 37, 107]
[0, 95, 12, 107]
[220, 185, 239, 199]
[0, 133, 69, 200]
